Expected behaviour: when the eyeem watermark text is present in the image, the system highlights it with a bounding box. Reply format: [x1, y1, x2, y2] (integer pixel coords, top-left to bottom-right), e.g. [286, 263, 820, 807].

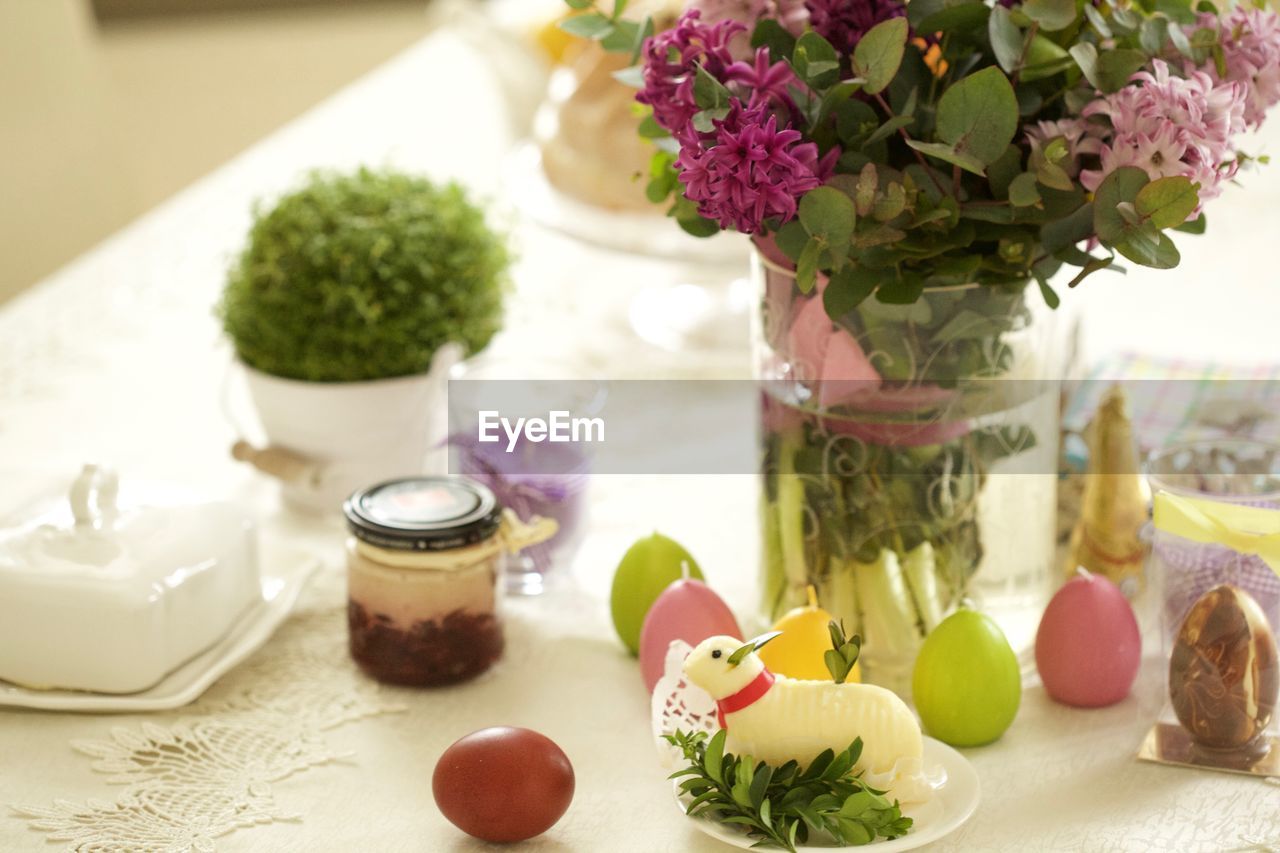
[477, 410, 605, 452]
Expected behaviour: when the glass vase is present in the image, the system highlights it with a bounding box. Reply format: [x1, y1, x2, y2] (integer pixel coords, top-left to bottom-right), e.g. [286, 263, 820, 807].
[755, 249, 1060, 697]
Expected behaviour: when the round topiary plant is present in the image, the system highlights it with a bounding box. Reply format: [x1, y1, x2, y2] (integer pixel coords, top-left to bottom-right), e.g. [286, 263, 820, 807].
[219, 168, 510, 382]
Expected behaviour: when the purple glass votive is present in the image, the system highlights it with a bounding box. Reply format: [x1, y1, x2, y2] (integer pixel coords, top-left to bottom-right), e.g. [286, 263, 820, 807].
[456, 435, 590, 595]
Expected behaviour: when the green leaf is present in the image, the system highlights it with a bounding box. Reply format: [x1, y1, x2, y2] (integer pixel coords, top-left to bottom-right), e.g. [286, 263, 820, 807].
[1069, 42, 1101, 90]
[749, 764, 774, 810]
[558, 12, 614, 39]
[704, 730, 726, 784]
[1135, 176, 1200, 229]
[875, 274, 924, 303]
[600, 18, 638, 52]
[1097, 49, 1148, 92]
[637, 113, 667, 139]
[906, 140, 987, 176]
[775, 218, 809, 261]
[988, 6, 1024, 73]
[915, 0, 991, 34]
[934, 66, 1020, 165]
[1008, 172, 1041, 207]
[1040, 201, 1094, 252]
[1065, 252, 1116, 287]
[873, 183, 907, 222]
[796, 239, 821, 293]
[987, 144, 1023, 198]
[612, 65, 644, 88]
[564, 0, 591, 8]
[693, 64, 732, 110]
[794, 31, 841, 88]
[800, 186, 857, 249]
[816, 80, 866, 128]
[676, 212, 720, 237]
[1115, 226, 1181, 268]
[835, 99, 881, 147]
[852, 17, 909, 95]
[1175, 212, 1206, 234]
[1022, 0, 1077, 31]
[865, 114, 914, 146]
[1083, 4, 1111, 36]
[751, 18, 797, 62]
[1093, 166, 1149, 242]
[1035, 159, 1075, 192]
[1140, 17, 1170, 55]
[1035, 274, 1061, 308]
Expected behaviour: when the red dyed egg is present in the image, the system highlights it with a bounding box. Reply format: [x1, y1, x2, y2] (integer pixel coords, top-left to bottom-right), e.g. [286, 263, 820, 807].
[433, 727, 574, 842]
[1035, 572, 1141, 708]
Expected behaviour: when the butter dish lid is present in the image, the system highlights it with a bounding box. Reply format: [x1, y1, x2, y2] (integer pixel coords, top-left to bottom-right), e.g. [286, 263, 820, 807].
[0, 465, 250, 577]
[343, 476, 502, 552]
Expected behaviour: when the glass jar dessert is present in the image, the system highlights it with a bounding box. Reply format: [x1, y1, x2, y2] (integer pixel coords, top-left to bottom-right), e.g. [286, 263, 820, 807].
[343, 476, 556, 687]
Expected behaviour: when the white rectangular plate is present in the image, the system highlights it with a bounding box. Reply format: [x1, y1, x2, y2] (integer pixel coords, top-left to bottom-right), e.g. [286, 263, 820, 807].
[0, 539, 320, 712]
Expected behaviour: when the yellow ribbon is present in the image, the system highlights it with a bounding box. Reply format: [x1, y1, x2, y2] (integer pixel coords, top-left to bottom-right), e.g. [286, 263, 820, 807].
[1152, 491, 1280, 576]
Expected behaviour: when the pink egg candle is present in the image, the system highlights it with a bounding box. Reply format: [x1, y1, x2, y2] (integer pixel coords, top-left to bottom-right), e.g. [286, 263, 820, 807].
[1035, 568, 1141, 708]
[638, 564, 741, 692]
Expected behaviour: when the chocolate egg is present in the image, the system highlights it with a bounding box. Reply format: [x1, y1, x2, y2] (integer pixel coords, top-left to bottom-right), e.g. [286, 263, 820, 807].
[433, 727, 574, 842]
[1169, 584, 1279, 750]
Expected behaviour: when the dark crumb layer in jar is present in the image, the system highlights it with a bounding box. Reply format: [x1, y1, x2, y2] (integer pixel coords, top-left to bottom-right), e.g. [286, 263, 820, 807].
[348, 600, 504, 686]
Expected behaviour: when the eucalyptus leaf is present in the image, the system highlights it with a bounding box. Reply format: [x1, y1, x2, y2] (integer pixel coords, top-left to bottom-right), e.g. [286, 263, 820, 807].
[1093, 166, 1149, 242]
[852, 17, 909, 94]
[558, 12, 614, 39]
[1040, 201, 1094, 252]
[751, 18, 797, 62]
[795, 31, 841, 88]
[1069, 42, 1101, 89]
[797, 240, 821, 293]
[934, 66, 1020, 165]
[1135, 176, 1200, 229]
[865, 114, 915, 146]
[1008, 172, 1042, 207]
[1096, 49, 1148, 92]
[800, 186, 857, 249]
[1083, 4, 1111, 36]
[916, 0, 991, 34]
[906, 140, 987, 175]
[988, 6, 1024, 73]
[693, 64, 732, 110]
[1022, 0, 1077, 31]
[1174, 212, 1207, 234]
[1035, 274, 1061, 308]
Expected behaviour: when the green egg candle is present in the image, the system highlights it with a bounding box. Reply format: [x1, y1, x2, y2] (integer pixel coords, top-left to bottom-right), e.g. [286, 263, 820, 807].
[610, 532, 702, 655]
[913, 608, 1021, 747]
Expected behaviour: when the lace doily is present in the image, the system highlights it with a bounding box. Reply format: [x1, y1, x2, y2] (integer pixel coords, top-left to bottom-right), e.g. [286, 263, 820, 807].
[10, 575, 404, 852]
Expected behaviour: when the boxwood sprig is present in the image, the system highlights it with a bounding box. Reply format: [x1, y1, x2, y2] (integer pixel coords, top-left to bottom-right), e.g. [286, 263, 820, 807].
[667, 729, 912, 851]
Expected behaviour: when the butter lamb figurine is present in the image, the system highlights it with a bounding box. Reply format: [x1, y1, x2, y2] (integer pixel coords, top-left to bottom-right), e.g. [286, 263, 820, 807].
[683, 628, 928, 801]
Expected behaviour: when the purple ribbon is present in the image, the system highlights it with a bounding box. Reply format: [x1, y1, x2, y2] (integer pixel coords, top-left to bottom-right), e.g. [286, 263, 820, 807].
[448, 434, 589, 574]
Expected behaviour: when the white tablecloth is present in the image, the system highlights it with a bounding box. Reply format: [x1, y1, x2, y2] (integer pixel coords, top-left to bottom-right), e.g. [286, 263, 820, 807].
[3, 17, 1280, 852]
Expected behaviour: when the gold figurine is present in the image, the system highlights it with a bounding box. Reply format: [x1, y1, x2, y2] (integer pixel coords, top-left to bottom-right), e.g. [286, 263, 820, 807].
[1066, 385, 1150, 596]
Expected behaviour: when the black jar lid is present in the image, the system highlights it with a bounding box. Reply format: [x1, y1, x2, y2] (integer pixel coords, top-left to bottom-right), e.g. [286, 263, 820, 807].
[344, 476, 502, 552]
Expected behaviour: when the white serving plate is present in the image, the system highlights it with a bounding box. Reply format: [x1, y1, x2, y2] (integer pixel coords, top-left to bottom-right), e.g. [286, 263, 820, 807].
[0, 540, 320, 713]
[676, 736, 980, 851]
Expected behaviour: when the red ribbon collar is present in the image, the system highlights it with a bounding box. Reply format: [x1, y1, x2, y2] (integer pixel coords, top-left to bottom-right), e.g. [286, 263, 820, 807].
[716, 669, 775, 729]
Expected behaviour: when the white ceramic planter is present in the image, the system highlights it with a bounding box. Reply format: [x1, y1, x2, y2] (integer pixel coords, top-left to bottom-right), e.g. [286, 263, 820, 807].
[239, 346, 458, 513]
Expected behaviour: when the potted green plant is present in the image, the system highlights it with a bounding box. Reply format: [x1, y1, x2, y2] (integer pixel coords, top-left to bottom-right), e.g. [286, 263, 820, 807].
[219, 168, 510, 512]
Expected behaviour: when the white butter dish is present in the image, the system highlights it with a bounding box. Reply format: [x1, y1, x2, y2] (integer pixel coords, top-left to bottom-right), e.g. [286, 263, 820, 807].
[0, 466, 261, 694]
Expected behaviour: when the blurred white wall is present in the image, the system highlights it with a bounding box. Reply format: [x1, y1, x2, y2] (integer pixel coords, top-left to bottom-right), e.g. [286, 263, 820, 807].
[0, 0, 432, 304]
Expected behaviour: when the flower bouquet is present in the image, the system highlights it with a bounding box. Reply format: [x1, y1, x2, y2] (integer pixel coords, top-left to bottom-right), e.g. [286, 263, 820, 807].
[563, 0, 1280, 691]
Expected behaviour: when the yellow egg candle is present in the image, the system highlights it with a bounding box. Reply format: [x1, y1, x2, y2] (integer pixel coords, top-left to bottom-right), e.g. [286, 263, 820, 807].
[758, 586, 860, 682]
